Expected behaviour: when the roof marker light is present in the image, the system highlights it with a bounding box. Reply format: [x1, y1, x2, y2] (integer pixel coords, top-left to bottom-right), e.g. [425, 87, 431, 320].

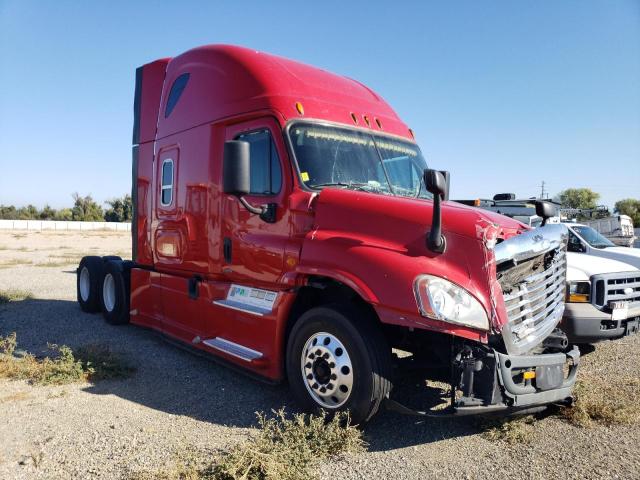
[363, 115, 371, 127]
[295, 102, 304, 115]
[350, 112, 358, 124]
[408, 128, 415, 138]
[375, 117, 382, 129]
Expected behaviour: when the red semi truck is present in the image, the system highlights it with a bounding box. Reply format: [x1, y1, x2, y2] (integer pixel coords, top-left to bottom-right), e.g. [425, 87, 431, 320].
[76, 45, 578, 423]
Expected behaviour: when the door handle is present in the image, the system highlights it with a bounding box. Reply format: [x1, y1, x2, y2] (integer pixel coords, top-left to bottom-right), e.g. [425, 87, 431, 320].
[223, 237, 232, 264]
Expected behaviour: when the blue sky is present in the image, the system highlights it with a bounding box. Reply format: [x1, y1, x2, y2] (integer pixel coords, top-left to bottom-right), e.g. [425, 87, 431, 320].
[1, 0, 638, 210]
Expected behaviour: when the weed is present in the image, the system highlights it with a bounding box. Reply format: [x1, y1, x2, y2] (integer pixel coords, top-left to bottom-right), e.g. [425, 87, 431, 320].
[127, 409, 365, 480]
[30, 450, 44, 469]
[0, 332, 17, 355]
[0, 334, 135, 385]
[75, 344, 136, 381]
[481, 415, 535, 444]
[0, 289, 33, 304]
[561, 376, 640, 427]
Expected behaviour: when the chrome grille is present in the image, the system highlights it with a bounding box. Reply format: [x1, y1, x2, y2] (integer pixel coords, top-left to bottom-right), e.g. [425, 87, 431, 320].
[592, 273, 640, 307]
[494, 224, 569, 355]
[502, 250, 566, 342]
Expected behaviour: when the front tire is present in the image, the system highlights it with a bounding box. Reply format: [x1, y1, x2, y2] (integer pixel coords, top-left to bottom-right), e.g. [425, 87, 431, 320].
[286, 304, 393, 424]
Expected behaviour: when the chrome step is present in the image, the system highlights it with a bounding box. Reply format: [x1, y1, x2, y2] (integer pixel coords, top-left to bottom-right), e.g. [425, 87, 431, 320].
[202, 337, 263, 362]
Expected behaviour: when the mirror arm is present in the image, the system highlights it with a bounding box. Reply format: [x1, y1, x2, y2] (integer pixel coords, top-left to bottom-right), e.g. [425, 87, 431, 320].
[238, 197, 277, 223]
[427, 192, 446, 253]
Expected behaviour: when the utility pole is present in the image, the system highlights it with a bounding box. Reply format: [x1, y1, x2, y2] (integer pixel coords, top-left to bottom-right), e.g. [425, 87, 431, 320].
[540, 181, 546, 199]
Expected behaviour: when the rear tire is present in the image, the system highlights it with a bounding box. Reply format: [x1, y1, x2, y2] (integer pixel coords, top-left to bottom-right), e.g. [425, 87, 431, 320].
[77, 256, 104, 313]
[286, 304, 393, 424]
[100, 261, 130, 325]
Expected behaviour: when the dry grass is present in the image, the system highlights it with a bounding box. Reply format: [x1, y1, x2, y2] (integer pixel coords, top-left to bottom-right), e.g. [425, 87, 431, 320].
[0, 333, 135, 385]
[128, 409, 365, 480]
[480, 415, 536, 444]
[0, 391, 31, 404]
[0, 258, 33, 268]
[561, 375, 640, 427]
[0, 289, 33, 304]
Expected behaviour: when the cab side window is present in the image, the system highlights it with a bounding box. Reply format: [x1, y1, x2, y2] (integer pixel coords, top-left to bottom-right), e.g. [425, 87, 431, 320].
[237, 130, 282, 195]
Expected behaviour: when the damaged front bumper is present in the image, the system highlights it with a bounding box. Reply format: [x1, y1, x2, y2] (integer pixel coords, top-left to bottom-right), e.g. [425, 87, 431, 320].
[386, 345, 580, 417]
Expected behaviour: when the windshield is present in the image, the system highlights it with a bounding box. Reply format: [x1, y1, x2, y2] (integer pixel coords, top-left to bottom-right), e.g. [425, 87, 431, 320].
[571, 225, 616, 248]
[288, 123, 432, 199]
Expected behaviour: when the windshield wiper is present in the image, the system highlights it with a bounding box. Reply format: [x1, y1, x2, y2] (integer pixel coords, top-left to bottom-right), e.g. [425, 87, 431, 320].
[311, 182, 369, 191]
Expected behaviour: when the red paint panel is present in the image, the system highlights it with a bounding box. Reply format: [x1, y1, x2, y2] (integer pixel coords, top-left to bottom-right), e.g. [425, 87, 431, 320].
[135, 142, 154, 266]
[155, 45, 411, 141]
[137, 59, 170, 144]
[130, 268, 163, 329]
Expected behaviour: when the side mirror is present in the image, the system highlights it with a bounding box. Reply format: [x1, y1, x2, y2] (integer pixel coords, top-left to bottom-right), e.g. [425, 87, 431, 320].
[423, 169, 448, 253]
[568, 240, 586, 253]
[535, 201, 557, 226]
[222, 140, 277, 223]
[223, 140, 250, 196]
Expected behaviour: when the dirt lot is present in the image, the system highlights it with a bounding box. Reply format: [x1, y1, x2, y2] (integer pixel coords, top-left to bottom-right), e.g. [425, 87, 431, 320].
[1, 230, 639, 479]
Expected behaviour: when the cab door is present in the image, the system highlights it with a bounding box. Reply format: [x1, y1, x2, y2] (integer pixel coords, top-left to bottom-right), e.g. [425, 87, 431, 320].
[221, 117, 291, 287]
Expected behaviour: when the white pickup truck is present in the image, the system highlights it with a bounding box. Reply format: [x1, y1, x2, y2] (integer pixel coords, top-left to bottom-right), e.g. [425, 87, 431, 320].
[562, 222, 640, 342]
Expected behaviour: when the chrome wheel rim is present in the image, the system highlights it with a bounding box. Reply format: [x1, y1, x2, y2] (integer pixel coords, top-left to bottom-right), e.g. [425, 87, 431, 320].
[301, 332, 353, 408]
[79, 267, 90, 302]
[102, 273, 116, 312]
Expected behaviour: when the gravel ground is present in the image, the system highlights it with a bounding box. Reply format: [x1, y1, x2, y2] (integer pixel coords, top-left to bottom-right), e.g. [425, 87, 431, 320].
[1, 231, 639, 479]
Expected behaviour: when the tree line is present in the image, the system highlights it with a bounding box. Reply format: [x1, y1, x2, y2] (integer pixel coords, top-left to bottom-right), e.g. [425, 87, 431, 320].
[0, 194, 132, 223]
[2, 188, 639, 226]
[556, 188, 640, 225]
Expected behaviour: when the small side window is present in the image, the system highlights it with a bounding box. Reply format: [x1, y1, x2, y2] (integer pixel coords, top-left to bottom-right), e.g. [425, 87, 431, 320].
[237, 130, 282, 195]
[161, 159, 174, 206]
[165, 73, 190, 118]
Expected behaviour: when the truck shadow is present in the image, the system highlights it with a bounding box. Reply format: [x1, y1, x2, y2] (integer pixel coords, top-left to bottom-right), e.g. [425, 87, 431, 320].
[2, 298, 485, 448]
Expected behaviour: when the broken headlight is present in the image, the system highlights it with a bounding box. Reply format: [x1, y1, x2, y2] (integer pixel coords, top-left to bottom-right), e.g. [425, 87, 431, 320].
[413, 275, 489, 330]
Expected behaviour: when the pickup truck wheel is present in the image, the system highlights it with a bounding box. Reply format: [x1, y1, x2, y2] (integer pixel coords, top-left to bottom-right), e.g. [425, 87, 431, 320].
[286, 304, 393, 424]
[100, 261, 130, 325]
[77, 256, 104, 313]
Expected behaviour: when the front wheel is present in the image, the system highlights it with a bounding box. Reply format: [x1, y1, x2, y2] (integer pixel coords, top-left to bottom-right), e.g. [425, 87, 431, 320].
[286, 305, 393, 424]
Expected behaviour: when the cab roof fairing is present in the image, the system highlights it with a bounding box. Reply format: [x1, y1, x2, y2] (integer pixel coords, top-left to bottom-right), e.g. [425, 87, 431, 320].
[152, 44, 413, 141]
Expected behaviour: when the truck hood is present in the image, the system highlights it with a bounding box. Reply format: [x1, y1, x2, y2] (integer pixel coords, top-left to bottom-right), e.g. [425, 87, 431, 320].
[566, 252, 639, 282]
[302, 189, 529, 336]
[588, 246, 640, 270]
[313, 188, 527, 244]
